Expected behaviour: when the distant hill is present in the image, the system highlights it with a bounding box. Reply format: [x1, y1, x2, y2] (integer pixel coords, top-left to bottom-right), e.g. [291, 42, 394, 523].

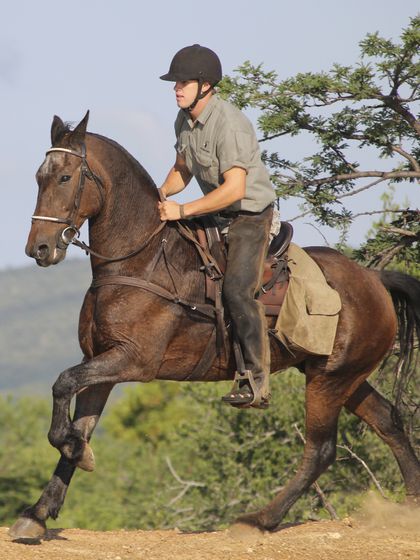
[0, 259, 91, 395]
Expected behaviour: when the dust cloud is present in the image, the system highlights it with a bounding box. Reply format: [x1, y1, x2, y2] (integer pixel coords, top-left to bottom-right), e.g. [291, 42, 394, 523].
[355, 491, 420, 534]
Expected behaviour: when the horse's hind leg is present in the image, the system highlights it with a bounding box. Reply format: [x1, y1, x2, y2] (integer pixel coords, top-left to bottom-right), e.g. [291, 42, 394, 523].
[9, 383, 113, 540]
[237, 372, 345, 531]
[345, 381, 420, 502]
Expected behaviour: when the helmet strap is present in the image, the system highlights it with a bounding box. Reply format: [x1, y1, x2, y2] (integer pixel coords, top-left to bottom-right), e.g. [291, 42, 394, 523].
[186, 79, 213, 112]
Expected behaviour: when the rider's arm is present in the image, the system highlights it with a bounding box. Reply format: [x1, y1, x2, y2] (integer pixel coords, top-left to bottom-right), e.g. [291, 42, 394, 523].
[182, 166, 246, 217]
[160, 153, 192, 198]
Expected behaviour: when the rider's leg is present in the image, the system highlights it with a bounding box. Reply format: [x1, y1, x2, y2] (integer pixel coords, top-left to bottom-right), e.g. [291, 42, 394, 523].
[222, 205, 273, 408]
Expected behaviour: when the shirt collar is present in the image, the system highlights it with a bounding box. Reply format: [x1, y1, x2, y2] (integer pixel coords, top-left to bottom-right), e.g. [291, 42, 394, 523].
[186, 94, 219, 128]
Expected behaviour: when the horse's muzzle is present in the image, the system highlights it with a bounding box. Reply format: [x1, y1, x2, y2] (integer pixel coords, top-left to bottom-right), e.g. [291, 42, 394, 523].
[25, 239, 66, 267]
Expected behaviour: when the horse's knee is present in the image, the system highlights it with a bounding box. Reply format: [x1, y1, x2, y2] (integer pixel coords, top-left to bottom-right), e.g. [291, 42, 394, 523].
[52, 369, 75, 400]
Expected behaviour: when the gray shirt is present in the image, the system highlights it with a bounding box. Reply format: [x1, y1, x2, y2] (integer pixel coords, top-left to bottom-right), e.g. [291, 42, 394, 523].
[174, 95, 276, 214]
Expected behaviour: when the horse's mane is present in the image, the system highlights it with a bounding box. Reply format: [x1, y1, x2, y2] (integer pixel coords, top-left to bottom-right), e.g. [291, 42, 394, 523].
[89, 132, 157, 189]
[61, 121, 157, 190]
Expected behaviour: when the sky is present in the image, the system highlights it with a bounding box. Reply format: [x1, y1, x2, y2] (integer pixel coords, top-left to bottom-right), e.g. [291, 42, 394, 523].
[1, 0, 419, 269]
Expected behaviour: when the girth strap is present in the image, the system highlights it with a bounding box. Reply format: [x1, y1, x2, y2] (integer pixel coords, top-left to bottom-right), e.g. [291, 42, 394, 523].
[91, 275, 218, 321]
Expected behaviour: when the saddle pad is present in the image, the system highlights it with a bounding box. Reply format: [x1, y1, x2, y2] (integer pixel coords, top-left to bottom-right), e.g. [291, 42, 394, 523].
[275, 243, 341, 355]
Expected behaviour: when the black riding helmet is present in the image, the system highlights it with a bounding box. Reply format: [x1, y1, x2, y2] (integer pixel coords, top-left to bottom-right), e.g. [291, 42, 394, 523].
[160, 44, 222, 111]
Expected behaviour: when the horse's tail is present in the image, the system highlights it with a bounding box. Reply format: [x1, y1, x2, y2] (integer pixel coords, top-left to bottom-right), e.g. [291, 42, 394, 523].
[380, 270, 420, 407]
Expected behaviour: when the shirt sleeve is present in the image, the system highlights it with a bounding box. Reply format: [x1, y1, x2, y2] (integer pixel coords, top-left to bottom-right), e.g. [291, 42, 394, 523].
[217, 129, 254, 175]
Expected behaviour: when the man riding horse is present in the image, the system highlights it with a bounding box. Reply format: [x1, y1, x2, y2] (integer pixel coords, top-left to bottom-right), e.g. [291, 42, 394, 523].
[158, 44, 276, 408]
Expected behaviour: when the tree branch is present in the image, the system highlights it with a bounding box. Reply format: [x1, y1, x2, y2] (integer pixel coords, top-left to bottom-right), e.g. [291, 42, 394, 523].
[303, 222, 332, 246]
[352, 209, 414, 219]
[379, 225, 418, 237]
[307, 170, 420, 187]
[381, 96, 420, 135]
[165, 456, 206, 506]
[366, 242, 408, 269]
[337, 178, 386, 200]
[389, 145, 420, 172]
[337, 444, 387, 498]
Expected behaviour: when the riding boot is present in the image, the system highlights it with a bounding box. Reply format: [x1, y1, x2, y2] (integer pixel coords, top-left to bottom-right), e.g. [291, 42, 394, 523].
[220, 204, 273, 409]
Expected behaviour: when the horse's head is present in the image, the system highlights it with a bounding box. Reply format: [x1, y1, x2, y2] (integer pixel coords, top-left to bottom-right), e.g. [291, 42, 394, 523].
[26, 112, 104, 266]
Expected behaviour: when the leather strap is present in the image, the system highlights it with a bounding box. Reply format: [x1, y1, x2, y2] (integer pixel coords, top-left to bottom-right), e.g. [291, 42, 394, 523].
[91, 275, 217, 320]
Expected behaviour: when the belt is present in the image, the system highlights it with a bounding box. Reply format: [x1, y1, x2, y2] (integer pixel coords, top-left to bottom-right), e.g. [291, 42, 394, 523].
[216, 203, 274, 220]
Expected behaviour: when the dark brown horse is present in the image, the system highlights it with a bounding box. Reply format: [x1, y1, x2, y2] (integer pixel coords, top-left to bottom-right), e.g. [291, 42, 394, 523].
[10, 112, 420, 540]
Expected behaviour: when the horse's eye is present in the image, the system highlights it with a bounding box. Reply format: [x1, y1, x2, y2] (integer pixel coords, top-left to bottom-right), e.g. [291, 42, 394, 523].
[60, 175, 72, 183]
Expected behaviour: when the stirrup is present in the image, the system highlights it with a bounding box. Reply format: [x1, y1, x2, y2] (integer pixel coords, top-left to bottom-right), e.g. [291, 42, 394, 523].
[221, 370, 270, 409]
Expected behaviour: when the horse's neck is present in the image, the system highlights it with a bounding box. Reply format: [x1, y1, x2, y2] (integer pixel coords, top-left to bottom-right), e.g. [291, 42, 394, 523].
[86, 135, 162, 270]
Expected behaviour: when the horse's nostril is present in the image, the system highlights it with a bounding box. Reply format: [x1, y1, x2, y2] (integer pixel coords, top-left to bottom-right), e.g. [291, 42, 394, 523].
[36, 244, 50, 259]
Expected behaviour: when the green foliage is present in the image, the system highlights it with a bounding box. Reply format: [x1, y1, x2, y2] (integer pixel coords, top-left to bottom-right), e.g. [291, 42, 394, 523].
[355, 209, 419, 270]
[0, 395, 56, 522]
[102, 382, 193, 446]
[353, 183, 419, 271]
[218, 16, 420, 252]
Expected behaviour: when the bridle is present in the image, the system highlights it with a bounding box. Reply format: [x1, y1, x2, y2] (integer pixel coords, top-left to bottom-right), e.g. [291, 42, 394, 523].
[32, 145, 104, 250]
[31, 145, 167, 262]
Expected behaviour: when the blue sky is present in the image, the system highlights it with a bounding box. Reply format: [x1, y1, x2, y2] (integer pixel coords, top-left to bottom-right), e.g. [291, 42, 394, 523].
[1, 0, 419, 269]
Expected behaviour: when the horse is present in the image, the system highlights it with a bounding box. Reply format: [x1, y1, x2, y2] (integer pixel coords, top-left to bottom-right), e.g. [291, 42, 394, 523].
[10, 112, 420, 540]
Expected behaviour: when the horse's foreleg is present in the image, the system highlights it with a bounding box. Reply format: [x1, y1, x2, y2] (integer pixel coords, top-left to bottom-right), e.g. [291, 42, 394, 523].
[47, 349, 127, 460]
[9, 383, 113, 540]
[345, 381, 420, 503]
[237, 373, 343, 531]
[61, 382, 114, 470]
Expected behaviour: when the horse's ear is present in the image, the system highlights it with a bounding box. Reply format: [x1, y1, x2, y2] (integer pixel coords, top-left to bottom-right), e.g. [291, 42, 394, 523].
[51, 115, 66, 146]
[72, 110, 90, 143]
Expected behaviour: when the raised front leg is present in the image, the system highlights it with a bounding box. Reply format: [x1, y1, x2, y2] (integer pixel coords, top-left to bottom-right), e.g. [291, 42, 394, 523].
[47, 348, 130, 461]
[9, 383, 113, 540]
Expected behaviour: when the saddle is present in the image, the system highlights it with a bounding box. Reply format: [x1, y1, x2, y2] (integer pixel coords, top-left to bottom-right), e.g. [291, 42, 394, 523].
[185, 216, 292, 317]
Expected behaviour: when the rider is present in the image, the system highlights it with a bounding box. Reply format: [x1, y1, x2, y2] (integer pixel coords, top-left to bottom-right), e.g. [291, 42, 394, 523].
[158, 44, 276, 408]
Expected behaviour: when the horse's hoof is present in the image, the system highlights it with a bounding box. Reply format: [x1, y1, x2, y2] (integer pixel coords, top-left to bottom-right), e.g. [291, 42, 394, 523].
[8, 516, 47, 541]
[234, 511, 267, 532]
[76, 442, 95, 472]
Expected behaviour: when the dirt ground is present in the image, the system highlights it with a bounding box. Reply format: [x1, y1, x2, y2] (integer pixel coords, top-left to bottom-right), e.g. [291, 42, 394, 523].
[1, 497, 419, 560]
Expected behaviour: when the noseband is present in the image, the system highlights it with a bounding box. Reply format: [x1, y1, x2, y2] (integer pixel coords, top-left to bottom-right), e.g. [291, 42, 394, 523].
[31, 146, 104, 248]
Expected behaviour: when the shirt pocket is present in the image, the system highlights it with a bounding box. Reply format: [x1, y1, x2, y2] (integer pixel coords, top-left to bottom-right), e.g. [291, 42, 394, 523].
[195, 147, 216, 184]
[176, 138, 193, 172]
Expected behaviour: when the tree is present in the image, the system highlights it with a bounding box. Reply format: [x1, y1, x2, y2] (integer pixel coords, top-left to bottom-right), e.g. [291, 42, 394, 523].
[219, 16, 419, 258]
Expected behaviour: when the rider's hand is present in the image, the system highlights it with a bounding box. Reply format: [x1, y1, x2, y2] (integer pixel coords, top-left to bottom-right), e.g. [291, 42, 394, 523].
[158, 200, 181, 221]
